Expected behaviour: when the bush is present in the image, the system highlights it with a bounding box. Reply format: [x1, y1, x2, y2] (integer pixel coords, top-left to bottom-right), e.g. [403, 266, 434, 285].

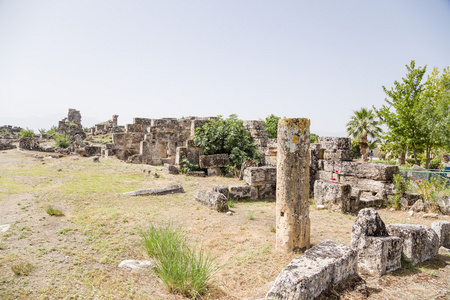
[18, 128, 34, 138]
[193, 115, 260, 170]
[54, 133, 70, 148]
[46, 206, 64, 216]
[264, 114, 280, 139]
[310, 133, 319, 143]
[46, 126, 58, 135]
[392, 174, 410, 209]
[429, 158, 441, 170]
[180, 158, 201, 173]
[140, 224, 221, 298]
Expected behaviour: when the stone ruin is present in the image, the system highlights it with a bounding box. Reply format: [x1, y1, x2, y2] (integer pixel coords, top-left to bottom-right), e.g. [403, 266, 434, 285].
[91, 115, 124, 135]
[58, 108, 85, 139]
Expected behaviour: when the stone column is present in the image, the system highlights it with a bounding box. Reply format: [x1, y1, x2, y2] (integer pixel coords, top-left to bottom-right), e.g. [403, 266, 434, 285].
[276, 118, 310, 252]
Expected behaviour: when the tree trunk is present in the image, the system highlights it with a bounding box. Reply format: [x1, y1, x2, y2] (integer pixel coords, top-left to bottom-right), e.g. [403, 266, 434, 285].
[425, 147, 431, 169]
[398, 149, 406, 165]
[413, 146, 418, 165]
[360, 134, 368, 158]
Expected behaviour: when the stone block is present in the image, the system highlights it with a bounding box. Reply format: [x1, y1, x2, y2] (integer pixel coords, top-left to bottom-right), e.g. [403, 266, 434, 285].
[126, 124, 143, 133]
[243, 166, 276, 186]
[317, 137, 351, 150]
[316, 170, 332, 181]
[351, 208, 401, 276]
[258, 183, 276, 199]
[387, 224, 440, 265]
[440, 196, 450, 215]
[402, 193, 422, 206]
[264, 155, 277, 166]
[239, 159, 258, 180]
[359, 196, 384, 209]
[314, 180, 353, 213]
[132, 118, 153, 126]
[266, 240, 357, 300]
[199, 154, 229, 168]
[194, 190, 229, 212]
[19, 137, 40, 151]
[207, 167, 221, 176]
[328, 161, 399, 181]
[0, 139, 14, 150]
[243, 120, 266, 130]
[323, 149, 354, 161]
[164, 163, 179, 174]
[186, 171, 206, 177]
[84, 146, 102, 157]
[229, 186, 251, 199]
[213, 186, 229, 199]
[432, 221, 450, 248]
[339, 175, 395, 197]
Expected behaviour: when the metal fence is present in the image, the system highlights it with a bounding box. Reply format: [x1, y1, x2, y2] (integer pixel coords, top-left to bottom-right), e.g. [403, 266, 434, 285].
[400, 169, 450, 185]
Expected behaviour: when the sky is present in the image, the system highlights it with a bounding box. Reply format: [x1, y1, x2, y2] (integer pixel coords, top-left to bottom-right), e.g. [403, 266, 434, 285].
[1, 0, 449, 137]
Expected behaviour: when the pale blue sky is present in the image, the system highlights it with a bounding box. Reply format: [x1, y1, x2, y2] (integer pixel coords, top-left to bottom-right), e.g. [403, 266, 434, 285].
[1, 0, 449, 136]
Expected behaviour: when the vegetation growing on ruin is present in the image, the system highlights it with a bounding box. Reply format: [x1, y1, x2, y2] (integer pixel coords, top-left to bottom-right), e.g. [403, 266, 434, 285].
[140, 224, 221, 298]
[193, 114, 261, 169]
[180, 158, 201, 173]
[264, 114, 280, 139]
[54, 133, 70, 148]
[18, 128, 34, 138]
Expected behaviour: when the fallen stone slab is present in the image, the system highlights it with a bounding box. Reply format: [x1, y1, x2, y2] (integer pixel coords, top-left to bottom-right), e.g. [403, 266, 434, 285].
[213, 185, 229, 199]
[164, 163, 179, 174]
[266, 239, 357, 300]
[195, 190, 229, 212]
[199, 153, 229, 169]
[123, 184, 184, 196]
[186, 171, 206, 177]
[118, 260, 154, 270]
[432, 221, 450, 248]
[387, 223, 440, 265]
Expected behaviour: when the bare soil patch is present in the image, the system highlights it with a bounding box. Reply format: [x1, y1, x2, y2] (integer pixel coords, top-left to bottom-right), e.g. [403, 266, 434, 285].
[0, 149, 449, 299]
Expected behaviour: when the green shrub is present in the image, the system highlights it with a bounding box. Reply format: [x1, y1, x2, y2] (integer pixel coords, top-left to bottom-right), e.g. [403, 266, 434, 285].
[310, 133, 319, 143]
[180, 158, 201, 173]
[415, 177, 446, 205]
[429, 158, 441, 170]
[141, 224, 221, 298]
[54, 133, 70, 148]
[46, 126, 58, 135]
[193, 114, 260, 170]
[264, 114, 280, 139]
[18, 128, 34, 138]
[392, 174, 410, 209]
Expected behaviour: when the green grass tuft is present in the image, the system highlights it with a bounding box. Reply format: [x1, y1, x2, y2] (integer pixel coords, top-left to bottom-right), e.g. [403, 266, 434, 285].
[46, 206, 64, 216]
[11, 262, 34, 275]
[140, 224, 221, 298]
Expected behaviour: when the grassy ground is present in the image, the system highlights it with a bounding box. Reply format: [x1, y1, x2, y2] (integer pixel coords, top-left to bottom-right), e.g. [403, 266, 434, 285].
[0, 149, 449, 299]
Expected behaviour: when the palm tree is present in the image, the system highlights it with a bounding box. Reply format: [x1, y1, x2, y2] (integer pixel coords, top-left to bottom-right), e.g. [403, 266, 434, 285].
[346, 108, 382, 158]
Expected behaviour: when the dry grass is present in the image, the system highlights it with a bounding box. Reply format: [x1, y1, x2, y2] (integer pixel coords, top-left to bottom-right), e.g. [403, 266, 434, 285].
[0, 149, 449, 299]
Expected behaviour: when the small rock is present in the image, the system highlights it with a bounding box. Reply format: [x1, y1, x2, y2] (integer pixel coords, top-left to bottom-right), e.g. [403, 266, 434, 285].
[423, 213, 439, 219]
[0, 224, 11, 232]
[92, 156, 100, 162]
[226, 211, 233, 216]
[118, 260, 155, 270]
[408, 210, 414, 217]
[390, 208, 395, 211]
[57, 169, 62, 172]
[317, 204, 325, 210]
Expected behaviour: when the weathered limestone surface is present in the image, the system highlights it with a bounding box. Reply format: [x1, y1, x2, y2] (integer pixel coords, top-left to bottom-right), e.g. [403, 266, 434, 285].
[229, 186, 251, 199]
[276, 118, 310, 252]
[123, 184, 184, 196]
[314, 180, 353, 213]
[266, 240, 357, 300]
[199, 154, 229, 169]
[317, 137, 351, 150]
[351, 208, 402, 276]
[243, 166, 276, 186]
[213, 186, 229, 199]
[339, 175, 395, 197]
[323, 149, 354, 161]
[194, 190, 229, 212]
[387, 224, 440, 265]
[440, 196, 450, 215]
[112, 132, 145, 161]
[164, 163, 179, 174]
[19, 137, 40, 151]
[432, 221, 450, 248]
[239, 159, 259, 180]
[321, 160, 399, 181]
[0, 139, 15, 150]
[126, 124, 144, 133]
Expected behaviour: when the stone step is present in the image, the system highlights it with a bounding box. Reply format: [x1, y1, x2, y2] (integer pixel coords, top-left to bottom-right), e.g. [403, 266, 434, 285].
[359, 196, 384, 209]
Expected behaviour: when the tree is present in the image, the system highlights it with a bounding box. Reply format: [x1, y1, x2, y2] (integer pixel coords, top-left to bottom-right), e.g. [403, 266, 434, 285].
[420, 66, 450, 168]
[264, 114, 280, 139]
[375, 60, 427, 165]
[346, 108, 381, 158]
[193, 115, 261, 170]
